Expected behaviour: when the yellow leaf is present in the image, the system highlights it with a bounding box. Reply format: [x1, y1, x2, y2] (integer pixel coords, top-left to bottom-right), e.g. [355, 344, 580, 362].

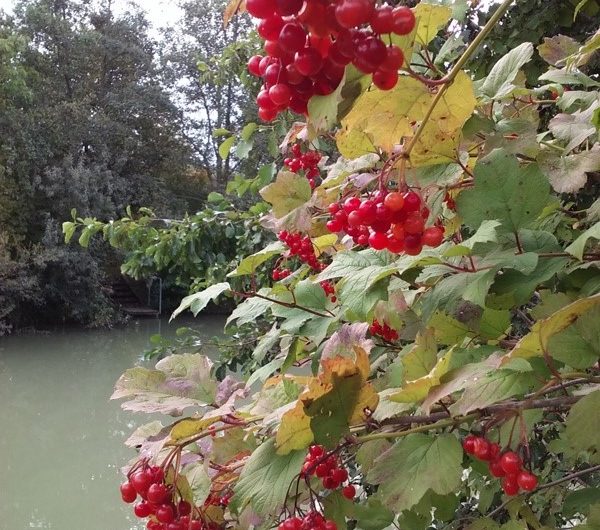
[336, 72, 476, 166]
[414, 4, 452, 45]
[390, 348, 454, 403]
[276, 402, 314, 454]
[502, 293, 600, 362]
[223, 0, 245, 27]
[169, 416, 221, 443]
[312, 234, 338, 257]
[260, 170, 312, 218]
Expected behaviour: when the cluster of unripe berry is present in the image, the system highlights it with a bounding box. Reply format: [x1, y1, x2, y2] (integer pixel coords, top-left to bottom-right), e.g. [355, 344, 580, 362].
[368, 319, 398, 341]
[302, 445, 357, 499]
[326, 189, 445, 255]
[246, 0, 417, 121]
[463, 435, 539, 496]
[277, 231, 326, 271]
[119, 462, 220, 530]
[284, 143, 322, 189]
[278, 511, 338, 530]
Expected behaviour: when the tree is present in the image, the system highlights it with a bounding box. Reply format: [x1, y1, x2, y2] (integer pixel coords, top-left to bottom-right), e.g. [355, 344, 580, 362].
[90, 0, 600, 528]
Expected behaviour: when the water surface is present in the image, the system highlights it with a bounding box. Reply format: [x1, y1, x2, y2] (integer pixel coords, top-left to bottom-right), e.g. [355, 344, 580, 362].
[0, 316, 224, 530]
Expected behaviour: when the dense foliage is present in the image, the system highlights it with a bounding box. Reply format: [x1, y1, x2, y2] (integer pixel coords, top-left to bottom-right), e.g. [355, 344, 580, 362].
[105, 1, 600, 529]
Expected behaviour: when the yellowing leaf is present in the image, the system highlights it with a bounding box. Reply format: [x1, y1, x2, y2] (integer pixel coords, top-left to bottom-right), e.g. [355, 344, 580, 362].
[502, 293, 600, 362]
[223, 0, 245, 27]
[414, 4, 452, 46]
[260, 171, 312, 218]
[276, 354, 378, 454]
[169, 416, 221, 443]
[390, 348, 454, 403]
[312, 233, 339, 256]
[336, 72, 476, 166]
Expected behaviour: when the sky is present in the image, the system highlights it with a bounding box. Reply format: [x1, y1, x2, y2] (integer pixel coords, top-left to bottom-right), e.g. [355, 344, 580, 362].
[0, 0, 183, 31]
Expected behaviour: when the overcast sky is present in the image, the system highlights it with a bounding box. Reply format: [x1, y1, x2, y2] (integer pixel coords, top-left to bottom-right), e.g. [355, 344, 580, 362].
[0, 0, 183, 31]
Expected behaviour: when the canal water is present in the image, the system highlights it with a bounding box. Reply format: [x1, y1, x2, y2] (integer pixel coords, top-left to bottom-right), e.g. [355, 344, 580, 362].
[0, 316, 224, 529]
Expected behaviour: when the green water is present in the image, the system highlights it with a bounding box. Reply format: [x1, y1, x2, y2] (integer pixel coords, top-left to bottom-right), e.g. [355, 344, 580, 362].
[0, 317, 224, 530]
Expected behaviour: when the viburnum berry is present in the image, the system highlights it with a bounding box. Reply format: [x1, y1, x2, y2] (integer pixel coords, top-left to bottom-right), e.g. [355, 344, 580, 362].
[156, 504, 175, 524]
[500, 451, 522, 475]
[501, 474, 520, 496]
[130, 470, 153, 495]
[342, 484, 356, 499]
[462, 435, 477, 455]
[517, 470, 538, 491]
[120, 482, 137, 503]
[134, 501, 153, 518]
[146, 482, 169, 504]
[392, 6, 416, 35]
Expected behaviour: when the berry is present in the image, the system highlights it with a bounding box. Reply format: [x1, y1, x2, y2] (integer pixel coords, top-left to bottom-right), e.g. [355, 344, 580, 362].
[489, 459, 506, 478]
[146, 483, 169, 504]
[383, 192, 404, 212]
[368, 231, 388, 250]
[246, 0, 275, 18]
[422, 226, 444, 248]
[373, 69, 398, 90]
[120, 482, 137, 503]
[276, 0, 304, 16]
[279, 22, 307, 54]
[156, 504, 175, 524]
[332, 468, 349, 482]
[392, 6, 416, 35]
[501, 474, 520, 496]
[130, 470, 152, 495]
[517, 471, 538, 491]
[342, 484, 356, 499]
[473, 437, 491, 461]
[500, 452, 522, 475]
[371, 5, 394, 34]
[462, 435, 477, 455]
[269, 83, 291, 106]
[134, 501, 153, 518]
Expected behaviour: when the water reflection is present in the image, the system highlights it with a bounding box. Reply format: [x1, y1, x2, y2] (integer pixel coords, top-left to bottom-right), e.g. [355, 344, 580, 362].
[0, 316, 224, 530]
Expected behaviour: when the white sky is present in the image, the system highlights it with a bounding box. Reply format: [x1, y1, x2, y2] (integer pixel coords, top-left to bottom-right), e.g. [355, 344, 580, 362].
[0, 0, 183, 32]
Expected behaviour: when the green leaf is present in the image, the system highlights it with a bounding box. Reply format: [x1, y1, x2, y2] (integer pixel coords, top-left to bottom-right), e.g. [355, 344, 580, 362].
[226, 293, 273, 329]
[564, 488, 600, 517]
[171, 282, 231, 320]
[308, 70, 346, 133]
[111, 354, 217, 415]
[478, 43, 534, 100]
[547, 326, 599, 369]
[563, 391, 600, 462]
[183, 462, 211, 506]
[413, 3, 452, 45]
[443, 220, 501, 257]
[353, 498, 395, 530]
[450, 370, 534, 416]
[538, 147, 600, 194]
[457, 149, 550, 233]
[367, 433, 462, 512]
[294, 279, 328, 311]
[229, 241, 285, 276]
[260, 170, 312, 218]
[566, 222, 600, 260]
[231, 439, 305, 516]
[218, 135, 236, 159]
[539, 68, 600, 88]
[240, 122, 258, 141]
[62, 221, 76, 243]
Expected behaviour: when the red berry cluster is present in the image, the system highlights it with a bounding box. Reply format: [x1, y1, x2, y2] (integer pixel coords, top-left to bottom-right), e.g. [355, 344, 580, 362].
[272, 267, 292, 280]
[369, 319, 398, 341]
[278, 511, 338, 530]
[284, 143, 322, 189]
[326, 190, 444, 255]
[278, 231, 326, 271]
[463, 435, 539, 496]
[246, 0, 417, 121]
[120, 462, 219, 530]
[302, 445, 357, 500]
[320, 280, 336, 302]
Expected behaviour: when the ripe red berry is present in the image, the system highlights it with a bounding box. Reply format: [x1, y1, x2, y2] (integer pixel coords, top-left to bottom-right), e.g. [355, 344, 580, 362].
[257, 14, 285, 41]
[462, 435, 476, 455]
[156, 504, 175, 524]
[278, 22, 307, 54]
[380, 45, 404, 72]
[269, 83, 291, 106]
[276, 0, 304, 16]
[369, 231, 388, 250]
[316, 463, 329, 478]
[309, 445, 325, 458]
[335, 0, 375, 28]
[373, 69, 398, 90]
[134, 501, 153, 518]
[248, 55, 263, 76]
[403, 191, 421, 212]
[383, 192, 404, 212]
[392, 6, 416, 35]
[473, 437, 491, 461]
[130, 470, 152, 495]
[258, 107, 278, 122]
[500, 452, 523, 475]
[295, 47, 323, 76]
[371, 5, 394, 34]
[489, 459, 506, 478]
[146, 483, 168, 504]
[178, 500, 192, 516]
[120, 482, 137, 503]
[332, 468, 349, 482]
[517, 471, 538, 491]
[422, 226, 444, 247]
[501, 474, 520, 496]
[342, 484, 356, 499]
[246, 0, 276, 18]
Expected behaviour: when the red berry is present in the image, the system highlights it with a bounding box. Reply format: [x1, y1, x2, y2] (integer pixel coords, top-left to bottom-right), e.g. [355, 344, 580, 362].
[276, 0, 304, 16]
[316, 463, 329, 478]
[269, 83, 291, 106]
[310, 445, 325, 458]
[383, 192, 404, 212]
[134, 501, 153, 518]
[489, 459, 506, 478]
[335, 0, 374, 28]
[257, 14, 285, 41]
[120, 482, 137, 503]
[258, 106, 278, 122]
[473, 437, 491, 461]
[368, 231, 388, 250]
[373, 69, 398, 90]
[342, 484, 356, 499]
[178, 500, 192, 516]
[501, 474, 520, 496]
[386, 234, 404, 253]
[156, 504, 175, 524]
[279, 22, 307, 54]
[246, 0, 276, 18]
[392, 6, 416, 35]
[248, 55, 263, 76]
[130, 470, 152, 495]
[295, 47, 323, 76]
[404, 213, 425, 235]
[422, 226, 444, 247]
[332, 468, 349, 482]
[500, 452, 522, 475]
[517, 471, 538, 491]
[462, 435, 476, 455]
[371, 5, 394, 34]
[380, 45, 404, 72]
[403, 191, 421, 212]
[146, 483, 168, 504]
